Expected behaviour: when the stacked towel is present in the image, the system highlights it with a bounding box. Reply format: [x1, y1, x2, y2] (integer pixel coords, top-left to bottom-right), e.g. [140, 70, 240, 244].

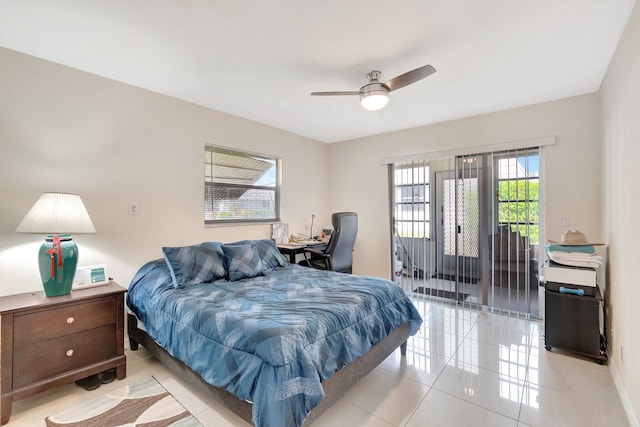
[546, 244, 595, 254]
[545, 244, 602, 268]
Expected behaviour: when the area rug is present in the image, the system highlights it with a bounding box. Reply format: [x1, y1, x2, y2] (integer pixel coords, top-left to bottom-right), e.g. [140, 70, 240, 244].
[45, 377, 202, 427]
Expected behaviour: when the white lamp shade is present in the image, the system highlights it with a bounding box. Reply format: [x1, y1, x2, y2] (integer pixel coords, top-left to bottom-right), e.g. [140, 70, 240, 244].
[360, 91, 389, 111]
[16, 193, 96, 234]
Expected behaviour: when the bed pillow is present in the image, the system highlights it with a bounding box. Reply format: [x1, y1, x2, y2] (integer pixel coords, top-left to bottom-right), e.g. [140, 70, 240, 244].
[162, 242, 226, 288]
[222, 242, 265, 281]
[226, 239, 288, 270]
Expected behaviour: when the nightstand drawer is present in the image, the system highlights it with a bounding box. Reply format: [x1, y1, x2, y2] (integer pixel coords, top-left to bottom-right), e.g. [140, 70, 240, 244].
[13, 298, 115, 346]
[13, 325, 117, 388]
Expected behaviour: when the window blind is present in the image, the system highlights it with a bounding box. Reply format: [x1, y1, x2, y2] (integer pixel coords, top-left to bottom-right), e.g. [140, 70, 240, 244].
[204, 145, 280, 224]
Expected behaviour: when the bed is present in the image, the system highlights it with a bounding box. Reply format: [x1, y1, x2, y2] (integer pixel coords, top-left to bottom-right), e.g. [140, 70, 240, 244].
[126, 239, 422, 427]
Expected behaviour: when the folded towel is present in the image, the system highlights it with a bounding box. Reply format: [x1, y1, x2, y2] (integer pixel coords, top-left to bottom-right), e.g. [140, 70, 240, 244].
[545, 244, 595, 254]
[547, 252, 602, 268]
[546, 251, 603, 261]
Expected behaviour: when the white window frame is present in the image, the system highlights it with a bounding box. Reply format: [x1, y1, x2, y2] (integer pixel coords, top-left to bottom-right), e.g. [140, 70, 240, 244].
[204, 145, 281, 225]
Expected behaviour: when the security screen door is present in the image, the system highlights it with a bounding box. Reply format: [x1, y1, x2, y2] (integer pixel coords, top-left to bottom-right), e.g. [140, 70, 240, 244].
[435, 166, 480, 285]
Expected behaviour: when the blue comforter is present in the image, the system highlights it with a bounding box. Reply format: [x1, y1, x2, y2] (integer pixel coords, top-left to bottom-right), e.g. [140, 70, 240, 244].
[126, 260, 422, 427]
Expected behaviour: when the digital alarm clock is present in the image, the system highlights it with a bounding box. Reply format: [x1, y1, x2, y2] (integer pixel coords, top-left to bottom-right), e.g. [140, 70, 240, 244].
[73, 264, 109, 289]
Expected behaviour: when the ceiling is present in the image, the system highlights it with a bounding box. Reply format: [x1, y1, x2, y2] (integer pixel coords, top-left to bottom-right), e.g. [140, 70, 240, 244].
[0, 1, 635, 143]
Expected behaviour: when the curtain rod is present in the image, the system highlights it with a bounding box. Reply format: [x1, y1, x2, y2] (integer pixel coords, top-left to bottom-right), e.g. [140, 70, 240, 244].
[381, 135, 556, 165]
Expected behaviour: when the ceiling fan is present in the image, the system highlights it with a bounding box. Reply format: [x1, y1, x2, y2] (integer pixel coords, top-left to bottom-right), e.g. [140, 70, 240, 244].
[311, 64, 436, 111]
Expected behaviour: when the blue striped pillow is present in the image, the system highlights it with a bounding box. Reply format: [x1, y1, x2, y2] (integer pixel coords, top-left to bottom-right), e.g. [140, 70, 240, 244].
[162, 242, 226, 288]
[222, 242, 265, 281]
[225, 239, 288, 270]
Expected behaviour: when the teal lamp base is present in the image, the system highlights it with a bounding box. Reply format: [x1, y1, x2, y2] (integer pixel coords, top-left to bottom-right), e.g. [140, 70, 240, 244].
[38, 235, 78, 297]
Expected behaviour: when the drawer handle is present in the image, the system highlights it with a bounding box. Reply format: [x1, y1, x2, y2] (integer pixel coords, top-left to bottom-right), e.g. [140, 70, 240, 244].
[66, 317, 75, 324]
[66, 349, 75, 357]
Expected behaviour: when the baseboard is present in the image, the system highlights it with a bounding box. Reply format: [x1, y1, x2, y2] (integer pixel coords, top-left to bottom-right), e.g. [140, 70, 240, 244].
[610, 359, 639, 427]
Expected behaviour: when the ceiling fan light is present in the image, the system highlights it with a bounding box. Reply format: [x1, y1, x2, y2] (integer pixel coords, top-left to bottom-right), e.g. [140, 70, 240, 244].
[360, 90, 389, 111]
[360, 82, 389, 111]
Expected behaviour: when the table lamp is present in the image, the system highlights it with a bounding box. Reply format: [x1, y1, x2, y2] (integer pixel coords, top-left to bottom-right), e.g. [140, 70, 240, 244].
[15, 192, 96, 297]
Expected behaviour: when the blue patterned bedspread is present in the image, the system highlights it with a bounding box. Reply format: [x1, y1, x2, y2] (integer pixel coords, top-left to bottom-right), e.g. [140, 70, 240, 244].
[126, 260, 422, 427]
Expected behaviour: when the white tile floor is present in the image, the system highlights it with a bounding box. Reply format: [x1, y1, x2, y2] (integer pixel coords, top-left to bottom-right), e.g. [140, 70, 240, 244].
[7, 297, 630, 427]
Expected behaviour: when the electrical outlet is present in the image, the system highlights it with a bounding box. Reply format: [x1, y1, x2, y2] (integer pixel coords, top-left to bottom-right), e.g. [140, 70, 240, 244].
[560, 216, 569, 227]
[128, 202, 138, 215]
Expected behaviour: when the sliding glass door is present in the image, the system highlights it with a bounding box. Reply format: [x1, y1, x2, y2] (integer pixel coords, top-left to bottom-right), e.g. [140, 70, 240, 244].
[489, 150, 540, 315]
[391, 147, 543, 318]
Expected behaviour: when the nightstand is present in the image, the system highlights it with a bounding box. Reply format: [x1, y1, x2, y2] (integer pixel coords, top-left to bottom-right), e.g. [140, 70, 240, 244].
[0, 282, 126, 424]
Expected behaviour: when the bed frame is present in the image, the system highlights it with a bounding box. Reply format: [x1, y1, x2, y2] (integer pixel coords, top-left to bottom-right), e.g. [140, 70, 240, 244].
[127, 313, 409, 426]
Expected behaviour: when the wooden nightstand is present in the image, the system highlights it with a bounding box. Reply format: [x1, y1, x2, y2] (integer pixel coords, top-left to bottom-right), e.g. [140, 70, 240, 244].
[0, 282, 126, 425]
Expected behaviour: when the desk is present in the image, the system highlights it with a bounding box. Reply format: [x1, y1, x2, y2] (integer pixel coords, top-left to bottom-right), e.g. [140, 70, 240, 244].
[277, 242, 326, 264]
[277, 244, 306, 264]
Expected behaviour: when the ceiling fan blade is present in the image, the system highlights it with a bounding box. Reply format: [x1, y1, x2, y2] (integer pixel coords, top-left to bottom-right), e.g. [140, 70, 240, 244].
[384, 64, 436, 92]
[310, 91, 361, 96]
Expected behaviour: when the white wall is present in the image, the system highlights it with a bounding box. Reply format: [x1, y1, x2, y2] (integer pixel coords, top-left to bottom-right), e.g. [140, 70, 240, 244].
[601, 1, 640, 424]
[0, 47, 330, 296]
[329, 94, 602, 280]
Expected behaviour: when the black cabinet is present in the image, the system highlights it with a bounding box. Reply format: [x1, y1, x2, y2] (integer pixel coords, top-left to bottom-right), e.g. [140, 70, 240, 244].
[544, 286, 607, 363]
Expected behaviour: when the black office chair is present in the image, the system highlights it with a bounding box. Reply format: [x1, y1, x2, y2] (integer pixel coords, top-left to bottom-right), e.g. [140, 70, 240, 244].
[299, 212, 358, 273]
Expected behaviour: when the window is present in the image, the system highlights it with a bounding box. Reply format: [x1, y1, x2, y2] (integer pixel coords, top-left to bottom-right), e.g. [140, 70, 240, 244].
[204, 145, 280, 224]
[393, 161, 430, 238]
[496, 151, 539, 244]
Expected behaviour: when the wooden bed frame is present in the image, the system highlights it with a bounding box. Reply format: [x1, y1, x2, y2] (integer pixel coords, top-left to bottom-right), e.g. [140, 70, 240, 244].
[127, 313, 409, 426]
